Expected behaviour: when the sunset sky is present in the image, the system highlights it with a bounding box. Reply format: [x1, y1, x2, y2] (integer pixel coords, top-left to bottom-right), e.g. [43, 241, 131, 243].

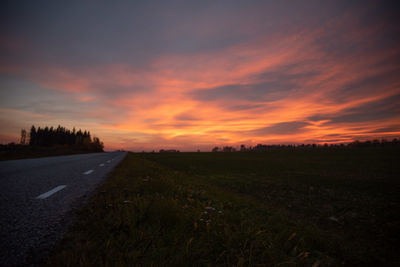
[1, 0, 399, 151]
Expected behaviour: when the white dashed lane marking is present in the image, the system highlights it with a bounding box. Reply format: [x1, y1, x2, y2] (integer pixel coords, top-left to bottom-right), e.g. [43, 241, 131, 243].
[36, 185, 66, 199]
[83, 170, 94, 175]
[99, 163, 104, 167]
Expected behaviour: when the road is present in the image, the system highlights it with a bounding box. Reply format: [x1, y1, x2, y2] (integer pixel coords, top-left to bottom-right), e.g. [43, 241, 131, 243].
[0, 151, 127, 266]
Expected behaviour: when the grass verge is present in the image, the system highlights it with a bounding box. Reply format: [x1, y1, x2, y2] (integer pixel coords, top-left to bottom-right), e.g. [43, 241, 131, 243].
[45, 149, 400, 266]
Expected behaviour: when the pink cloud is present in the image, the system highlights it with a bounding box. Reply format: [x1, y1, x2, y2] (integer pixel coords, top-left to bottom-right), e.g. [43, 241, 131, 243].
[1, 7, 399, 151]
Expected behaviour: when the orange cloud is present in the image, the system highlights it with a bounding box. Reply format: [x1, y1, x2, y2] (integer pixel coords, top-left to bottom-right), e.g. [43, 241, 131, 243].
[1, 8, 399, 151]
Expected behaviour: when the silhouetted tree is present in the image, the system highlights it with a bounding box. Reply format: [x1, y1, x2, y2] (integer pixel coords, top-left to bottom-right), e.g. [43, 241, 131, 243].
[20, 129, 26, 145]
[222, 146, 235, 152]
[27, 125, 103, 152]
[29, 126, 36, 145]
[212, 146, 219, 152]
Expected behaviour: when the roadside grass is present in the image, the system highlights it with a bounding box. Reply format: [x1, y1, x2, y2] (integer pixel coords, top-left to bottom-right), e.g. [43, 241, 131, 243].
[46, 149, 400, 266]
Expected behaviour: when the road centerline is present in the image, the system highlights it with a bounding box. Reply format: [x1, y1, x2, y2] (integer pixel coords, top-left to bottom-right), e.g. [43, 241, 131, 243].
[36, 185, 66, 199]
[83, 170, 94, 175]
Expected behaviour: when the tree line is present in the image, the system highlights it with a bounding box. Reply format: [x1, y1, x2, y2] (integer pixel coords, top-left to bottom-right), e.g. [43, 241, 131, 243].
[212, 138, 400, 152]
[22, 125, 104, 152]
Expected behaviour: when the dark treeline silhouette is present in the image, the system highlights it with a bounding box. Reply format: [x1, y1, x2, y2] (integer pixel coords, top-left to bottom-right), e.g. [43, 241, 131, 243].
[0, 125, 104, 160]
[27, 125, 103, 152]
[212, 138, 400, 152]
[159, 149, 180, 153]
[212, 146, 236, 152]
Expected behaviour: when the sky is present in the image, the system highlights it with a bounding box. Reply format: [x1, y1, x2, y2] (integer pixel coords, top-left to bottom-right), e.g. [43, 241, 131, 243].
[0, 0, 399, 151]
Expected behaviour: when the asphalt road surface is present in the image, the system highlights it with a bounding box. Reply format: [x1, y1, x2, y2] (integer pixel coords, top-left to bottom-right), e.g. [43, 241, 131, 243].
[0, 151, 127, 266]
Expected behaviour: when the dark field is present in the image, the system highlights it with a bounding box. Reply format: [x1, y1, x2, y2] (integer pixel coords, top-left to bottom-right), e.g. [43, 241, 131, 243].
[46, 148, 400, 266]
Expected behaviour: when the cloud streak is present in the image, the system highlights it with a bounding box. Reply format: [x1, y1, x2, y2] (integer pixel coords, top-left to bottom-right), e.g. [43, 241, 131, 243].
[0, 1, 399, 150]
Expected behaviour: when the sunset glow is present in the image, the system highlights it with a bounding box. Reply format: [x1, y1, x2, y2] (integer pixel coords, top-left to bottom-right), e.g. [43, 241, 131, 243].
[1, 1, 399, 151]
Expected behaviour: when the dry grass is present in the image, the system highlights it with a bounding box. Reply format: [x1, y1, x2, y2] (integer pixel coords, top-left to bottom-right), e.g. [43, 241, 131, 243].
[46, 148, 400, 266]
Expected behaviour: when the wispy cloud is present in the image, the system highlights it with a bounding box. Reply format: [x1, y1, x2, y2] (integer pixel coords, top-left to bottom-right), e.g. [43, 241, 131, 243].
[0, 1, 399, 150]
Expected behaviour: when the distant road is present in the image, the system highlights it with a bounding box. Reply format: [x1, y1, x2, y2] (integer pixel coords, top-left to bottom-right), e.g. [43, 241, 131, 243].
[0, 151, 127, 266]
